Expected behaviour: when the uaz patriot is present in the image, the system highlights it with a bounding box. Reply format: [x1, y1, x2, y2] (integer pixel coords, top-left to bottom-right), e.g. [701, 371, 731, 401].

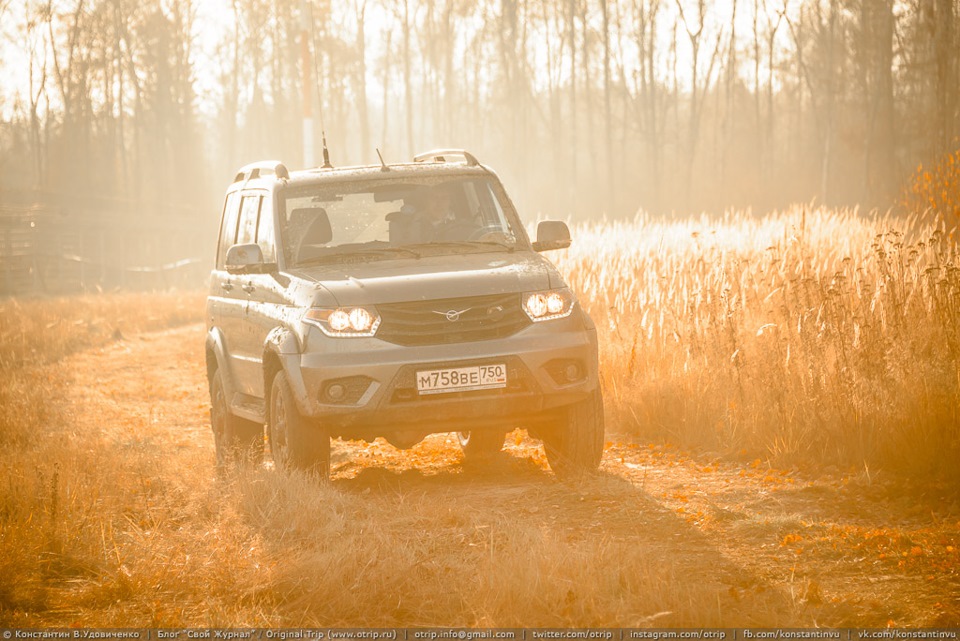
[205, 149, 604, 478]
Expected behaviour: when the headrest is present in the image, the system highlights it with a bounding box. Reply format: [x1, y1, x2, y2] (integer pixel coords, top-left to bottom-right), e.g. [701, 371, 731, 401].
[291, 207, 332, 245]
[291, 208, 332, 263]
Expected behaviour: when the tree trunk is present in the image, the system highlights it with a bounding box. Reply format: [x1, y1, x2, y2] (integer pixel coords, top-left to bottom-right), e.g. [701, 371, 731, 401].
[356, 0, 370, 162]
[820, 0, 838, 205]
[601, 0, 614, 214]
[934, 0, 957, 152]
[402, 0, 414, 157]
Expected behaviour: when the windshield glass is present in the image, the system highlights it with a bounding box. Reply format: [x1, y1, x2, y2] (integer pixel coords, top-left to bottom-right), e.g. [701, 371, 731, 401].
[279, 176, 523, 266]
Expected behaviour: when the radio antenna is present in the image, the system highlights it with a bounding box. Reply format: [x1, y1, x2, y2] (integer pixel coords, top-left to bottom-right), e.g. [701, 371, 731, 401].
[376, 148, 390, 172]
[321, 131, 332, 169]
[309, 2, 333, 169]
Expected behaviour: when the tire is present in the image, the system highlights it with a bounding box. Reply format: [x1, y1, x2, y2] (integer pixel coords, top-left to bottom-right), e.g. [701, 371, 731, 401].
[457, 429, 508, 459]
[210, 369, 263, 469]
[268, 370, 330, 477]
[543, 389, 605, 478]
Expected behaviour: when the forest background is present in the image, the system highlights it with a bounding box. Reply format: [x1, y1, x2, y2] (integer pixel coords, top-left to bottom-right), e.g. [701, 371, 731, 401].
[0, 0, 957, 232]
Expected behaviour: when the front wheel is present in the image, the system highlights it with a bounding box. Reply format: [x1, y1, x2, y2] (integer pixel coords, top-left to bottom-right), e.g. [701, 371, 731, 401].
[543, 389, 605, 478]
[210, 369, 263, 470]
[268, 370, 330, 477]
[457, 430, 508, 460]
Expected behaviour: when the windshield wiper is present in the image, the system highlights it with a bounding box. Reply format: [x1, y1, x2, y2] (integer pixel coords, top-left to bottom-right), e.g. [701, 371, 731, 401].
[296, 245, 421, 266]
[474, 239, 517, 252]
[354, 246, 422, 259]
[415, 240, 516, 253]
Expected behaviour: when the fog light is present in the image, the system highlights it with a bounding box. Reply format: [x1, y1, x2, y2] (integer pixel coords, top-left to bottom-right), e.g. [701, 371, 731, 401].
[544, 358, 586, 386]
[326, 383, 346, 401]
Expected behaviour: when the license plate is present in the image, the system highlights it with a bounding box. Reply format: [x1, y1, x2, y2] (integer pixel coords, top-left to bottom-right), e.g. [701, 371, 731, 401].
[416, 363, 507, 395]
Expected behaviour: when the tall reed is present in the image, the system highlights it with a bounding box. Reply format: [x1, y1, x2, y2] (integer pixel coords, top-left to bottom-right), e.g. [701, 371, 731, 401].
[556, 207, 960, 478]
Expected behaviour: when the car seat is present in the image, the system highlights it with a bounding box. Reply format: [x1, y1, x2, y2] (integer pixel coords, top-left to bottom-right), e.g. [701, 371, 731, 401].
[290, 208, 332, 263]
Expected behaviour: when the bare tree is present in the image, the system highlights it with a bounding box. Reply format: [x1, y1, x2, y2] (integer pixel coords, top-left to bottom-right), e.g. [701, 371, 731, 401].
[674, 0, 724, 207]
[401, 0, 414, 157]
[355, 0, 370, 160]
[2, 0, 958, 226]
[932, 0, 957, 152]
[601, 0, 614, 212]
[26, 3, 48, 186]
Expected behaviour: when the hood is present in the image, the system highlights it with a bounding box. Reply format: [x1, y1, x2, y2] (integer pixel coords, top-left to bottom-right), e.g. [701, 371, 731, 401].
[287, 250, 558, 306]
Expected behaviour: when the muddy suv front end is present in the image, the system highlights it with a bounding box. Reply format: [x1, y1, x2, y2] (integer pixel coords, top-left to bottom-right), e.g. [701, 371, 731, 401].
[295, 285, 600, 447]
[206, 150, 604, 478]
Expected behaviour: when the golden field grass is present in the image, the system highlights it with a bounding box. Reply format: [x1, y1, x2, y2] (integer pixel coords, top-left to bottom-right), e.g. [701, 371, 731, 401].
[2, 322, 958, 627]
[0, 292, 204, 448]
[556, 206, 960, 480]
[0, 322, 805, 627]
[1, 208, 959, 626]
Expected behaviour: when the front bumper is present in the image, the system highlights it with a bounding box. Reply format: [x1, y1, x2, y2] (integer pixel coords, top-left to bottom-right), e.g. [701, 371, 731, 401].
[296, 309, 599, 435]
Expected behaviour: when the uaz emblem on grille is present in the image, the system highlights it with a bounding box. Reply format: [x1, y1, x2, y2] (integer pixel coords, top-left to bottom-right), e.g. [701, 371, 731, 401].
[433, 307, 472, 322]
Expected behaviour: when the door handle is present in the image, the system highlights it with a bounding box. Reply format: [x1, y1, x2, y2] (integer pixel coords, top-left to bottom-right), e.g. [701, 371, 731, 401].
[221, 281, 234, 292]
[242, 283, 256, 294]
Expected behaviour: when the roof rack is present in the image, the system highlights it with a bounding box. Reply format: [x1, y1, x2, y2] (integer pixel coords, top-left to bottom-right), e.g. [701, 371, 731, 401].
[412, 149, 479, 167]
[233, 160, 290, 183]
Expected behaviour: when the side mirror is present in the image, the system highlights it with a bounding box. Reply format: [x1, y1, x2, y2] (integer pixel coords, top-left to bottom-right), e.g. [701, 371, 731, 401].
[225, 243, 265, 274]
[532, 220, 572, 252]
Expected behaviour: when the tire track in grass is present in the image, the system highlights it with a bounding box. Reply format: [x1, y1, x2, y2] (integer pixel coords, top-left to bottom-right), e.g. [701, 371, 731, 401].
[22, 323, 813, 626]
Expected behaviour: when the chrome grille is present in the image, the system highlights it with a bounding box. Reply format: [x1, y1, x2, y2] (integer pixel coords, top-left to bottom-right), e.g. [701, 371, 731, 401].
[376, 293, 531, 346]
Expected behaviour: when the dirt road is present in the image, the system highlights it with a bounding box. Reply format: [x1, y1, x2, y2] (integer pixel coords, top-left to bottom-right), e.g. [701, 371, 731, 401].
[11, 323, 959, 627]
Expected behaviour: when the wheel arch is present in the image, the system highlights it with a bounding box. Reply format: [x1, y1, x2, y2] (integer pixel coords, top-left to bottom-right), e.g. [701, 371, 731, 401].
[262, 326, 313, 418]
[205, 327, 231, 392]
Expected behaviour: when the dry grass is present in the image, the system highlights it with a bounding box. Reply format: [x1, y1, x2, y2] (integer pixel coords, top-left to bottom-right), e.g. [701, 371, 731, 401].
[0, 290, 801, 626]
[0, 291, 203, 368]
[0, 318, 795, 626]
[0, 291, 205, 621]
[0, 445, 783, 626]
[0, 292, 203, 447]
[2, 208, 960, 626]
[556, 206, 960, 479]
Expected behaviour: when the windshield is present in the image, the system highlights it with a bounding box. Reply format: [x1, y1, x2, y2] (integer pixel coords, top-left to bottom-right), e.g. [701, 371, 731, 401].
[279, 176, 523, 266]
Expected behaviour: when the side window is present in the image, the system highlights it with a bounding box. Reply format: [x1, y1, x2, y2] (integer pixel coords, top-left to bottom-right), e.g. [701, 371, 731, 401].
[216, 192, 241, 269]
[237, 194, 262, 246]
[256, 195, 277, 264]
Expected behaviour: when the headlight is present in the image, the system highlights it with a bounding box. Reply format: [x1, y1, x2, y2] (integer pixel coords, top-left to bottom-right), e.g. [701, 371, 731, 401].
[522, 288, 575, 322]
[303, 306, 381, 337]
